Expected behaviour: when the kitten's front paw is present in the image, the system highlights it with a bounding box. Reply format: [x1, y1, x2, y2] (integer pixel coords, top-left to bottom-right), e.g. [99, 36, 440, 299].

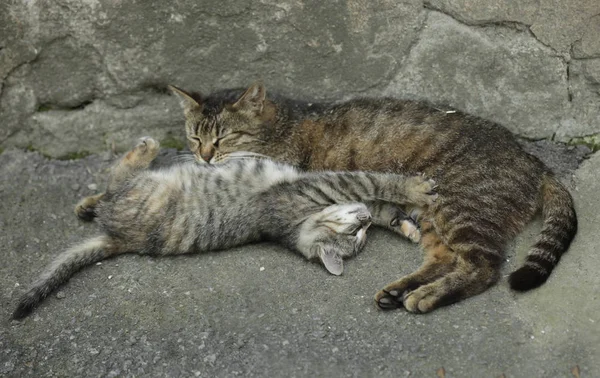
[405, 176, 438, 206]
[389, 217, 421, 243]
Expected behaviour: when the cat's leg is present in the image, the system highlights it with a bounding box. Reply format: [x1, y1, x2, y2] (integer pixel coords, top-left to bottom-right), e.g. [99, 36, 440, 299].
[74, 193, 105, 221]
[375, 220, 457, 309]
[107, 137, 160, 190]
[365, 201, 422, 243]
[74, 137, 159, 220]
[375, 215, 504, 313]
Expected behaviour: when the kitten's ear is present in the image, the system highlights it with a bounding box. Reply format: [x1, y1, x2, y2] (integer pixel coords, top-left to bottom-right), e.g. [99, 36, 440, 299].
[233, 81, 266, 115]
[313, 244, 344, 276]
[168, 85, 203, 113]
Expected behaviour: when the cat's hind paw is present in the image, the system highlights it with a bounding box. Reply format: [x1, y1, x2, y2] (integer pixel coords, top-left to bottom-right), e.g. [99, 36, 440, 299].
[74, 193, 104, 222]
[125, 137, 160, 165]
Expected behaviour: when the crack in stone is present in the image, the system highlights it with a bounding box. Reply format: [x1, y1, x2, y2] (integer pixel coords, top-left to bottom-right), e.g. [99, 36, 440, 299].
[421, 2, 581, 131]
[37, 99, 94, 112]
[423, 1, 531, 31]
[421, 1, 570, 59]
[566, 61, 573, 102]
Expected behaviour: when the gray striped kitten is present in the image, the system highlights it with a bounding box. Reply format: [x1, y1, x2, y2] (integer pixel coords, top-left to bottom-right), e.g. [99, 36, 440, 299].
[13, 137, 437, 319]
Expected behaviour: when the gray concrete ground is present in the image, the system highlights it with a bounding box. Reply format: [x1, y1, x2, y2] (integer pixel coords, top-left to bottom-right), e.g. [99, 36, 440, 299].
[1, 142, 598, 378]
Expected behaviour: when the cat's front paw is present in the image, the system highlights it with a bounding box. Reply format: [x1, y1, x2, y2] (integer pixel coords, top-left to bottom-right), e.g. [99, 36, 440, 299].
[405, 176, 438, 206]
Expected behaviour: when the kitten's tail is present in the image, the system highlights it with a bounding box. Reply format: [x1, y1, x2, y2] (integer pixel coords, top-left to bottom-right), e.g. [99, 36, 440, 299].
[509, 174, 577, 291]
[13, 235, 116, 319]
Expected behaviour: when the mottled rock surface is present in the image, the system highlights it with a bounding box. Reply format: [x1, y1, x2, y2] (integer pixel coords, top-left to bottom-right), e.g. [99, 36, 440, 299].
[2, 0, 600, 157]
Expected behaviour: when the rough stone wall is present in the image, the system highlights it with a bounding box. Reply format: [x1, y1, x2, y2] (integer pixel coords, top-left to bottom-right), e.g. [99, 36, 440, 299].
[1, 0, 599, 158]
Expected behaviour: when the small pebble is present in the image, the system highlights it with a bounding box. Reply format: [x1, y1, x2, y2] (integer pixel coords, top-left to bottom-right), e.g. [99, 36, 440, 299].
[71, 183, 80, 191]
[87, 183, 97, 191]
[56, 291, 66, 299]
[259, 266, 265, 271]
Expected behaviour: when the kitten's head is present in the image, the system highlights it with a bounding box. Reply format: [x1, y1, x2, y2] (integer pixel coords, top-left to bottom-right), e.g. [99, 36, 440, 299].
[297, 203, 372, 276]
[169, 82, 276, 164]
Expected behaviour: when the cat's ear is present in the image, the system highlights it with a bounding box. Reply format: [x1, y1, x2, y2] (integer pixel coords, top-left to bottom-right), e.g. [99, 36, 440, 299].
[168, 85, 203, 113]
[312, 244, 344, 276]
[233, 81, 266, 115]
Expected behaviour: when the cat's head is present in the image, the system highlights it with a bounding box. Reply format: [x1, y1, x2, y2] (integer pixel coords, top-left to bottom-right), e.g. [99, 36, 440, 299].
[169, 82, 277, 164]
[296, 203, 372, 276]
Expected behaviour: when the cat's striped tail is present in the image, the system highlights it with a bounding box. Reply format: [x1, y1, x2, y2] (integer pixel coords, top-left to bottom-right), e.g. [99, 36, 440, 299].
[509, 174, 577, 291]
[13, 235, 115, 319]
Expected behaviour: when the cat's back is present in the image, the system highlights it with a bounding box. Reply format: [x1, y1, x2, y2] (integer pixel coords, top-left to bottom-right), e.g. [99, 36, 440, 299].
[301, 96, 539, 174]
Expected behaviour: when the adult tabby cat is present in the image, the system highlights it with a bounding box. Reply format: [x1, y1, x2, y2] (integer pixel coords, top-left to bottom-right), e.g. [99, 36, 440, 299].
[168, 82, 577, 314]
[13, 137, 437, 319]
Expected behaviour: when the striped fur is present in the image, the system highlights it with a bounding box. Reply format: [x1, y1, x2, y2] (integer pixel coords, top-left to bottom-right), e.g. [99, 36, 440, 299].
[13, 137, 436, 319]
[171, 82, 578, 313]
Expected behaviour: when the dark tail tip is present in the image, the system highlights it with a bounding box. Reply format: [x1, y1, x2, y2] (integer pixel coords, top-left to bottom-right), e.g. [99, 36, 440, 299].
[12, 293, 41, 320]
[12, 301, 36, 320]
[509, 265, 549, 291]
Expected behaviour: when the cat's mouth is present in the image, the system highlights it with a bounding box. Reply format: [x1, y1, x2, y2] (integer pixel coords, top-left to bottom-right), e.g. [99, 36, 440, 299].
[355, 225, 369, 251]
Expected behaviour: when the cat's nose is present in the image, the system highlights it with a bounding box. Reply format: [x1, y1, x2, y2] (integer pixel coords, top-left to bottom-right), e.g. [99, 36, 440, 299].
[200, 152, 213, 162]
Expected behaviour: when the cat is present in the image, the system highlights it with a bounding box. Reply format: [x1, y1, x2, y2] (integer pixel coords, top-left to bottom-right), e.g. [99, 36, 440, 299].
[168, 81, 578, 314]
[12, 137, 438, 319]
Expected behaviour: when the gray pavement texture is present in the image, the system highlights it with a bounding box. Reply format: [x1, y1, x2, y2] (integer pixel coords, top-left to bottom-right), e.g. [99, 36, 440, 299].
[1, 142, 598, 378]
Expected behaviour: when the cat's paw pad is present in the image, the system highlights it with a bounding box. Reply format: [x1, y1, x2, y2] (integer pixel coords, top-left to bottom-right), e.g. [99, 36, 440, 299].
[374, 289, 404, 310]
[405, 176, 438, 206]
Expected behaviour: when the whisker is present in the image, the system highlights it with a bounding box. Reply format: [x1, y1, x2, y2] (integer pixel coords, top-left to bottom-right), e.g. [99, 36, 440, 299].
[217, 151, 272, 163]
[166, 153, 202, 165]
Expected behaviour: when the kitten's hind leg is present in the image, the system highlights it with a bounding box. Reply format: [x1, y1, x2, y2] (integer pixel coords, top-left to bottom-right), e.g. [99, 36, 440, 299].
[108, 137, 160, 190]
[74, 193, 105, 221]
[366, 201, 421, 243]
